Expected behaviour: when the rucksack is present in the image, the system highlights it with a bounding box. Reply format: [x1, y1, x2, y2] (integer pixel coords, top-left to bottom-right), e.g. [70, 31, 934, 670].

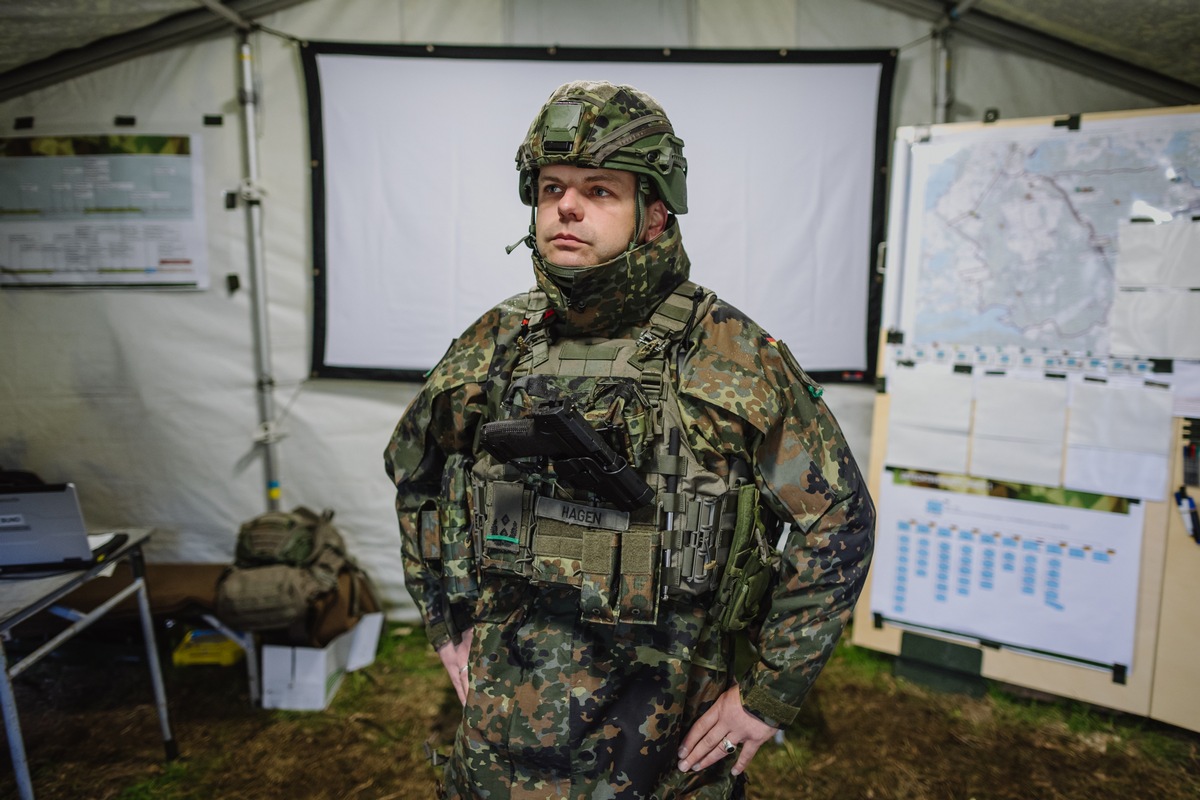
[215, 506, 378, 646]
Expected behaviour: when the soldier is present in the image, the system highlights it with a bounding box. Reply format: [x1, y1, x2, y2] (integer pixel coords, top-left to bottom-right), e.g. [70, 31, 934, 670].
[385, 80, 875, 798]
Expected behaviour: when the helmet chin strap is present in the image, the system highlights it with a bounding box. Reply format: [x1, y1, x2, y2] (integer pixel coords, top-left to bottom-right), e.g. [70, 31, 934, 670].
[628, 181, 648, 253]
[628, 175, 649, 252]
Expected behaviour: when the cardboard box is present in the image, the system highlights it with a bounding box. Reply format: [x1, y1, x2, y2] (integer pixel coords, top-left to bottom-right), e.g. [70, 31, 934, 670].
[260, 612, 385, 710]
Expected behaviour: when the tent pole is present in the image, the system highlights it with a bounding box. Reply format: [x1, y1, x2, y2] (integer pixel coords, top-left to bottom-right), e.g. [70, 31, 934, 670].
[238, 30, 282, 512]
[933, 30, 951, 124]
[932, 0, 978, 124]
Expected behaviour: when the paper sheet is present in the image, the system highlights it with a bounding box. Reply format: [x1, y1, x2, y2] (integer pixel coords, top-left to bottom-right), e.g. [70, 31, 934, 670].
[970, 440, 1063, 486]
[1115, 219, 1200, 288]
[1063, 447, 1170, 502]
[871, 468, 1145, 669]
[888, 424, 972, 475]
[972, 376, 1069, 440]
[968, 375, 1068, 487]
[1170, 361, 1200, 418]
[886, 365, 974, 473]
[1109, 290, 1200, 359]
[1068, 381, 1173, 453]
[1063, 381, 1173, 500]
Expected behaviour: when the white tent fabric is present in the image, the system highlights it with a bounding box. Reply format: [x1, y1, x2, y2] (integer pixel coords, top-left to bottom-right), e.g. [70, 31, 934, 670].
[0, 0, 1161, 617]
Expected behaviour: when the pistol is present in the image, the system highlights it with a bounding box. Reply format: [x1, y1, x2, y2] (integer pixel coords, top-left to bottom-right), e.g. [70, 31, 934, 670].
[480, 402, 653, 512]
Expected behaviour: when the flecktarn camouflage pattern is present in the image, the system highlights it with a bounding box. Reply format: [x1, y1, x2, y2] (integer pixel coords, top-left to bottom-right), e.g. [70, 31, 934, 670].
[516, 80, 688, 214]
[385, 225, 875, 798]
[383, 79, 874, 798]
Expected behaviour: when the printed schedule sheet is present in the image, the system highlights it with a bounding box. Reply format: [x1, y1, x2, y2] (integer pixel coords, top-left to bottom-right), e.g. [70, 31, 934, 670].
[870, 468, 1145, 671]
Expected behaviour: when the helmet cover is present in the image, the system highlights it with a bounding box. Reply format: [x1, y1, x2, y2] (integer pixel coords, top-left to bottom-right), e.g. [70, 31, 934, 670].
[515, 80, 688, 214]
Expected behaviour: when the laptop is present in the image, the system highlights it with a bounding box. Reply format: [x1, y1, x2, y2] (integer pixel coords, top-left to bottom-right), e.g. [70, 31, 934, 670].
[0, 483, 127, 576]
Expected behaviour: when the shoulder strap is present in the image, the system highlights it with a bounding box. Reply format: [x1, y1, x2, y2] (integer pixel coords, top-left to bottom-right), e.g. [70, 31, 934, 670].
[472, 288, 553, 430]
[630, 280, 709, 406]
[517, 288, 554, 372]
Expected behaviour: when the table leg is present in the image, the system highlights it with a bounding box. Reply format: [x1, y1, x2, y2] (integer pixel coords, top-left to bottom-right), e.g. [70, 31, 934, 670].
[200, 613, 260, 704]
[0, 640, 35, 800]
[129, 547, 178, 761]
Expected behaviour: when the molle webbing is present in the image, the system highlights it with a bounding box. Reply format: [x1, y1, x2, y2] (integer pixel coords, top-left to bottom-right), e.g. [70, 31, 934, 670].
[531, 517, 662, 626]
[474, 478, 664, 625]
[514, 280, 704, 400]
[647, 450, 687, 480]
[556, 341, 623, 376]
[534, 523, 619, 576]
[475, 474, 740, 618]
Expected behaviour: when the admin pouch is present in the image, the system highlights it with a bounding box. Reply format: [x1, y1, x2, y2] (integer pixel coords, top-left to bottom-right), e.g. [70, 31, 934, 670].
[215, 506, 379, 646]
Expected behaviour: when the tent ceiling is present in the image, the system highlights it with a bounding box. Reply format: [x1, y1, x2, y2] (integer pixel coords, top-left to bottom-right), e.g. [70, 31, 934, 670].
[974, 0, 1200, 89]
[0, 1, 1197, 104]
[866, 0, 1200, 104]
[0, 0, 309, 102]
[0, 1, 199, 76]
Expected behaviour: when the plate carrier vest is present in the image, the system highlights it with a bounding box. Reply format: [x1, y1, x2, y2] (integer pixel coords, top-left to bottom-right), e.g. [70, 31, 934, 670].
[467, 280, 756, 627]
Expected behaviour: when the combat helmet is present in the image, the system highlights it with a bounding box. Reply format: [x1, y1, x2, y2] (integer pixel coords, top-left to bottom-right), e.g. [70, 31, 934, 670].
[515, 80, 688, 237]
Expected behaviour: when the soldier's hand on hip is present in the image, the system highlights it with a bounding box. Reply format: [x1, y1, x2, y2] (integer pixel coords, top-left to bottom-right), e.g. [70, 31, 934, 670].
[676, 683, 778, 777]
[436, 627, 475, 705]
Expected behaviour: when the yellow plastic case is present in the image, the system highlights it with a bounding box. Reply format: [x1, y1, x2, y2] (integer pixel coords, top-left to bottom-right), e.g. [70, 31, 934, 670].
[172, 628, 244, 667]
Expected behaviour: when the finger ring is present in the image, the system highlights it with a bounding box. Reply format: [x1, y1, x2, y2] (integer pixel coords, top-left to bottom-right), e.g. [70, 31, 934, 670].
[721, 738, 736, 755]
[459, 664, 469, 673]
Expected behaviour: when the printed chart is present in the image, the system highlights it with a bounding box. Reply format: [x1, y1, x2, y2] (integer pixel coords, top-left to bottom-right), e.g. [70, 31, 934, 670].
[0, 134, 207, 288]
[871, 468, 1145, 670]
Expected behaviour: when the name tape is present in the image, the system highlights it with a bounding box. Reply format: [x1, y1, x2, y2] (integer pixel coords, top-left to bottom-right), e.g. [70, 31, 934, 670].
[535, 497, 630, 532]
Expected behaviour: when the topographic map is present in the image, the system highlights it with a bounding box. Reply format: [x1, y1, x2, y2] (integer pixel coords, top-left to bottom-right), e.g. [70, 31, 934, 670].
[900, 112, 1200, 353]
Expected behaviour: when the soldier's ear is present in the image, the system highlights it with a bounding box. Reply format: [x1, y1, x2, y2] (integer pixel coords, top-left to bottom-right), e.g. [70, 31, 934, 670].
[642, 199, 668, 242]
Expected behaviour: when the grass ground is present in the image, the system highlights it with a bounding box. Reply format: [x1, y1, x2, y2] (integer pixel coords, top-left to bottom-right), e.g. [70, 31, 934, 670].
[2, 621, 1198, 799]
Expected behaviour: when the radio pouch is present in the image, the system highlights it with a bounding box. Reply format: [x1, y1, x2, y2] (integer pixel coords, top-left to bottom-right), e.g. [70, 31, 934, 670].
[711, 484, 779, 632]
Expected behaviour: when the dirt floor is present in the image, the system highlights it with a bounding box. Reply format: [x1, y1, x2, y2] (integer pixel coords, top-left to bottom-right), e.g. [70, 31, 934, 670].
[2, 616, 1198, 800]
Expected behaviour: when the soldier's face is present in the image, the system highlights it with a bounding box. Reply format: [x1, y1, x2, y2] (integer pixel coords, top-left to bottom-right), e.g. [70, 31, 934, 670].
[534, 165, 640, 268]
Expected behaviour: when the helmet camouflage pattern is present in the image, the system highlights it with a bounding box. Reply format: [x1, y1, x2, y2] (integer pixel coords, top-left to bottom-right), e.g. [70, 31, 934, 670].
[516, 80, 688, 214]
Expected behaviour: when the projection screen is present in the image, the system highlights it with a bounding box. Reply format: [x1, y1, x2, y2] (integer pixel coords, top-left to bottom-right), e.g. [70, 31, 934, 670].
[302, 44, 895, 382]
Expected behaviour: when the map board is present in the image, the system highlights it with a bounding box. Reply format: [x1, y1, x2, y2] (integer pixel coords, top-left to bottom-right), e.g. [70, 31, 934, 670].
[864, 106, 1200, 675]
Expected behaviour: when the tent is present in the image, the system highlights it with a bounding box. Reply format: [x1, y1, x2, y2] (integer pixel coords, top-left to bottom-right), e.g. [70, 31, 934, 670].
[1, 0, 1195, 616]
[3, 1, 1197, 105]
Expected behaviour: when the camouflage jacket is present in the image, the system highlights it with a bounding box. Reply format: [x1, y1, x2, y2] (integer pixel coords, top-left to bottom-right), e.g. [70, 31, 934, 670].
[384, 221, 875, 795]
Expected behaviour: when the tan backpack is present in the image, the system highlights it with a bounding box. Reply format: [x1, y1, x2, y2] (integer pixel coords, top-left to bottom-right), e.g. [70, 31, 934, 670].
[215, 506, 378, 646]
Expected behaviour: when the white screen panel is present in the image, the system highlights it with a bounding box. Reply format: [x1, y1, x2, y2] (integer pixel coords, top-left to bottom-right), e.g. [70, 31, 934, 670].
[307, 46, 892, 378]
